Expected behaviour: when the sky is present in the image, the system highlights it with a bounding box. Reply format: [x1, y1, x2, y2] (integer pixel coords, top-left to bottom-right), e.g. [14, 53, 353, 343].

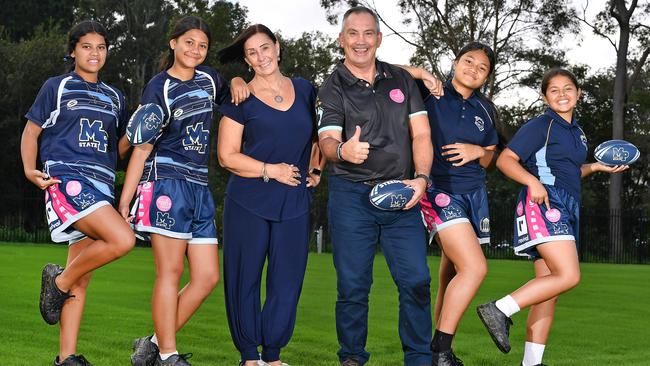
[232, 0, 619, 73]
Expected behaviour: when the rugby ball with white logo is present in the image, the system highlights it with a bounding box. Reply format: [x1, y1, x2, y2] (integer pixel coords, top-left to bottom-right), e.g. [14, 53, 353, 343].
[126, 103, 165, 146]
[369, 180, 414, 211]
[594, 139, 639, 166]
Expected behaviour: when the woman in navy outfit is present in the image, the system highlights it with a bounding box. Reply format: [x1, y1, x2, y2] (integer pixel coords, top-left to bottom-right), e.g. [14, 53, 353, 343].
[217, 24, 324, 366]
[477, 68, 627, 366]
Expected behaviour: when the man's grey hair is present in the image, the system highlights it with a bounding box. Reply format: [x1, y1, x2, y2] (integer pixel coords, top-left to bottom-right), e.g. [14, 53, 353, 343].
[341, 6, 380, 33]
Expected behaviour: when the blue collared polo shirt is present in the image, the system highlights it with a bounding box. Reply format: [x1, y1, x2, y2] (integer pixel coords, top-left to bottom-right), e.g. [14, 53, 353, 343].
[507, 108, 588, 199]
[419, 80, 499, 194]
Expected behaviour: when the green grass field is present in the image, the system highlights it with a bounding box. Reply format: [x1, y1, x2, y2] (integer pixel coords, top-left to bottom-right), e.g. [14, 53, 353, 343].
[0, 243, 648, 365]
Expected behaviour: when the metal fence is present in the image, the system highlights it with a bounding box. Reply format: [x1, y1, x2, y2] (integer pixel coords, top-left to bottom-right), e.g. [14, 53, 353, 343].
[3, 192, 648, 264]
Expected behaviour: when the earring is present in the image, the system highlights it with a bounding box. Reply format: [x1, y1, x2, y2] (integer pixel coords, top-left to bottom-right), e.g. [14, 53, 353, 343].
[248, 65, 252, 72]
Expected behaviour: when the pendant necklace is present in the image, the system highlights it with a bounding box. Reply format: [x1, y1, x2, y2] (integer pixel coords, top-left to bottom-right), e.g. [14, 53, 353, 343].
[259, 76, 284, 104]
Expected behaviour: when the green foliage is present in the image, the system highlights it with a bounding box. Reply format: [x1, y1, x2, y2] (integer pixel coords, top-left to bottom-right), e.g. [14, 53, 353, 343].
[320, 0, 579, 98]
[0, 0, 77, 41]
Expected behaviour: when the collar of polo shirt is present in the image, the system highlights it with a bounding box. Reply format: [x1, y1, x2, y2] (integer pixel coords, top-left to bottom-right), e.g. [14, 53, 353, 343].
[336, 59, 394, 86]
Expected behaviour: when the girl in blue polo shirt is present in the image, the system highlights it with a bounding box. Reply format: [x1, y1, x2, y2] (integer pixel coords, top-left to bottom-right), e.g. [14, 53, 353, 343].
[22, 20, 135, 365]
[477, 68, 627, 366]
[119, 16, 246, 366]
[406, 42, 504, 365]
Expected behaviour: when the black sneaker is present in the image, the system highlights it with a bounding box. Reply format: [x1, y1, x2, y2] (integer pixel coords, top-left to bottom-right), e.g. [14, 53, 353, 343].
[54, 354, 93, 366]
[476, 301, 513, 353]
[131, 335, 159, 366]
[154, 353, 192, 366]
[340, 358, 361, 366]
[432, 349, 464, 366]
[40, 263, 74, 325]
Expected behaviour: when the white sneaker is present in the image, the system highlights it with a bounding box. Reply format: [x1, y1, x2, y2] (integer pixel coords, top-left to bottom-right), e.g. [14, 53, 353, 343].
[258, 361, 290, 366]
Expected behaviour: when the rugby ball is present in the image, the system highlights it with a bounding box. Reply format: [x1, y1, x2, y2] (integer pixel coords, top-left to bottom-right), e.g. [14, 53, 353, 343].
[126, 103, 165, 146]
[369, 180, 414, 211]
[594, 139, 640, 166]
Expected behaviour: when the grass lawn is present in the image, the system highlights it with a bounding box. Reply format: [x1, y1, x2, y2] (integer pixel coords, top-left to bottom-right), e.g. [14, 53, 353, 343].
[0, 243, 648, 365]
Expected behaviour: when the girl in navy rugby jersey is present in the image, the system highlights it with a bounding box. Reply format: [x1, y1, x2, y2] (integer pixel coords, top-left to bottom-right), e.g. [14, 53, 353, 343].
[477, 68, 627, 366]
[119, 16, 246, 366]
[21, 21, 135, 365]
[405, 42, 503, 365]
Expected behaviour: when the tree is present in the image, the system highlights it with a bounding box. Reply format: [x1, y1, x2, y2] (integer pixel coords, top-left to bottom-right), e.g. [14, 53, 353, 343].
[0, 0, 77, 41]
[577, 0, 650, 257]
[320, 0, 579, 100]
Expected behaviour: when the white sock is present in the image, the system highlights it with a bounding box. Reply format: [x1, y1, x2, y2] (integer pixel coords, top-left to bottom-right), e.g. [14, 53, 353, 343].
[522, 341, 545, 366]
[495, 295, 520, 317]
[150, 334, 158, 346]
[159, 351, 178, 360]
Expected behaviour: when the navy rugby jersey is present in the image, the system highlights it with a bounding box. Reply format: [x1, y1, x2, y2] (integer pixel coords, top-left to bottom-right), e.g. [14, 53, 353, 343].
[418, 80, 499, 194]
[220, 78, 316, 221]
[508, 108, 588, 199]
[25, 72, 127, 197]
[140, 65, 228, 185]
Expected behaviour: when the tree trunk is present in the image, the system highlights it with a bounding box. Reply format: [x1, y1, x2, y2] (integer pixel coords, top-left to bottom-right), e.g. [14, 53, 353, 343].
[608, 0, 630, 261]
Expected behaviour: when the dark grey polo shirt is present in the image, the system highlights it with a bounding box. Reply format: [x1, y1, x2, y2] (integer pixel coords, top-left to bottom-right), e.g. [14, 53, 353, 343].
[317, 60, 427, 182]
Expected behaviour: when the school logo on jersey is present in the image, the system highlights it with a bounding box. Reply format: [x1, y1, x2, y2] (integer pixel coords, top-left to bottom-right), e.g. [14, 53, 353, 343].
[442, 206, 462, 220]
[72, 192, 96, 210]
[580, 134, 588, 150]
[78, 118, 108, 152]
[156, 212, 176, 230]
[551, 222, 569, 235]
[474, 116, 485, 132]
[183, 122, 209, 154]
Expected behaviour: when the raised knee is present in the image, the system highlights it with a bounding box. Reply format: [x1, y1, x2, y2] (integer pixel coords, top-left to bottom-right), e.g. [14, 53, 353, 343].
[566, 272, 581, 290]
[111, 231, 135, 257]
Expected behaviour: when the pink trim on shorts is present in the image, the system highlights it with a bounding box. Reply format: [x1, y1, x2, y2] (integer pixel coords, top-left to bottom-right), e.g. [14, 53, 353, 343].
[48, 182, 79, 222]
[524, 191, 550, 240]
[136, 182, 154, 227]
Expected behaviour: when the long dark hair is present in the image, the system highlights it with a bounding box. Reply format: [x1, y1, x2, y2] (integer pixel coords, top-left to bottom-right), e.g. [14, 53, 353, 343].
[217, 24, 281, 65]
[65, 20, 109, 72]
[159, 16, 212, 71]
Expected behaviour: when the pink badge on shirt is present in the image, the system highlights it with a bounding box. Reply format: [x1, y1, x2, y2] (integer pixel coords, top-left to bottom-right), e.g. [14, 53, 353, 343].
[66, 180, 82, 196]
[516, 201, 524, 216]
[545, 208, 561, 223]
[156, 195, 172, 212]
[389, 89, 405, 103]
[435, 193, 451, 207]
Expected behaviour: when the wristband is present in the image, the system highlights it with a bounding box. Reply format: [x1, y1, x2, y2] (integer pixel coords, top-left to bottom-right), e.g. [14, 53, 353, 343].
[336, 142, 345, 161]
[414, 173, 432, 188]
[309, 168, 321, 176]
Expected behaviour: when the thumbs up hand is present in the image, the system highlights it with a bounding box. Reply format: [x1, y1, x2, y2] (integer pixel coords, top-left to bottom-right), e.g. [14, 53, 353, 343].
[341, 125, 370, 164]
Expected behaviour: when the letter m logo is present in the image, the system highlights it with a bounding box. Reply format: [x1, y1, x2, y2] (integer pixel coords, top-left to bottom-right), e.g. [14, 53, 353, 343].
[183, 122, 209, 154]
[79, 118, 108, 152]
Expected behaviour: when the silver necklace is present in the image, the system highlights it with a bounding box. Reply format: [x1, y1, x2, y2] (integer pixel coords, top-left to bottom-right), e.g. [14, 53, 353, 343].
[258, 76, 284, 104]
